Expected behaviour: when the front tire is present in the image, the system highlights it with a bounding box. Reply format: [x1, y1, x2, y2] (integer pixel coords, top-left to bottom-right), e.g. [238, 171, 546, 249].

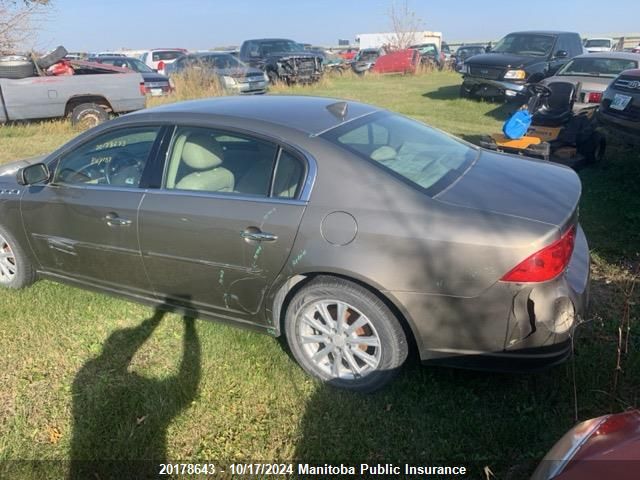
[0, 225, 36, 289]
[285, 276, 408, 392]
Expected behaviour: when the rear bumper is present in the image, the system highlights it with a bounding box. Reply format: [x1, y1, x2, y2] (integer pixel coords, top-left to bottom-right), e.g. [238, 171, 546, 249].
[390, 224, 590, 371]
[597, 109, 640, 144]
[462, 76, 527, 97]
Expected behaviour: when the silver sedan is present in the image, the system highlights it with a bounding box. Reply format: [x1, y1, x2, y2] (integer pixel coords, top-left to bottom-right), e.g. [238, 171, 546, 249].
[541, 52, 639, 110]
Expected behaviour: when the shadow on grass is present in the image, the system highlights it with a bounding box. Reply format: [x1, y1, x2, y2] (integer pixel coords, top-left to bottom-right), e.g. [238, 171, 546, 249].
[292, 271, 639, 478]
[292, 365, 572, 478]
[578, 141, 640, 263]
[68, 304, 201, 480]
[421, 84, 461, 101]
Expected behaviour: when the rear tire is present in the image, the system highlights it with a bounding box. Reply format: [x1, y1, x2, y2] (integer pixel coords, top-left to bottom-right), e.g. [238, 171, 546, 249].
[0, 225, 36, 289]
[284, 276, 408, 392]
[70, 103, 109, 129]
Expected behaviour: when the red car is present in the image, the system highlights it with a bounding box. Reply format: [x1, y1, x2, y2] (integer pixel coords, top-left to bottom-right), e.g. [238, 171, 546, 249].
[531, 410, 640, 479]
[338, 48, 357, 61]
[371, 49, 419, 74]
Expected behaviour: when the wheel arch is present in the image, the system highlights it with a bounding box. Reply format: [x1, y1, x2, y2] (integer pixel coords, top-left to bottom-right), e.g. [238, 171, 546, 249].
[64, 95, 113, 116]
[271, 270, 420, 357]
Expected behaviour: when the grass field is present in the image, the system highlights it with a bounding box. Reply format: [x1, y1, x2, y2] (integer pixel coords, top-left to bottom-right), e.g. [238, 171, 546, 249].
[0, 71, 638, 479]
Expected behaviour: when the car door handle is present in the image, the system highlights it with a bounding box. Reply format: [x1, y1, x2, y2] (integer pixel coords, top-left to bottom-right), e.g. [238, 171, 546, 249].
[240, 228, 278, 242]
[104, 213, 132, 227]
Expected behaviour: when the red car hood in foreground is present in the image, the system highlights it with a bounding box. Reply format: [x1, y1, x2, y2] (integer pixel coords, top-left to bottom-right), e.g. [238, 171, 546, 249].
[532, 410, 640, 480]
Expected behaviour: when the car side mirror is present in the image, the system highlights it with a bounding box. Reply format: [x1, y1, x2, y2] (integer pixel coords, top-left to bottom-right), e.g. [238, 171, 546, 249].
[485, 45, 492, 52]
[17, 163, 50, 186]
[554, 50, 568, 59]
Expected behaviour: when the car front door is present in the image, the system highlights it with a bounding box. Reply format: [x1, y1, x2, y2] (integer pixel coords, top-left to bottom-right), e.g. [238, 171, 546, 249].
[20, 125, 167, 295]
[138, 125, 309, 326]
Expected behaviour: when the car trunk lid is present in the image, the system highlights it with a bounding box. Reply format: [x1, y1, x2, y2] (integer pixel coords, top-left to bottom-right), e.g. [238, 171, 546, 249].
[435, 150, 581, 227]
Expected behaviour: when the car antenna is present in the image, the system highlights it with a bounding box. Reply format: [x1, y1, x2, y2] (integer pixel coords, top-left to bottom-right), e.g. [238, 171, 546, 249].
[327, 101, 348, 121]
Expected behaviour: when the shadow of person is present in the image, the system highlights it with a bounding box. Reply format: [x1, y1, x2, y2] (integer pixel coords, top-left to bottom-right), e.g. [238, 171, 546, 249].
[68, 305, 201, 480]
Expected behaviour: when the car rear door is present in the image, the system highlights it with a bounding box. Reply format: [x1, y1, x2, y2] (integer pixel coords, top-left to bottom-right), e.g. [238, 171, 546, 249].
[137, 125, 309, 326]
[20, 125, 169, 295]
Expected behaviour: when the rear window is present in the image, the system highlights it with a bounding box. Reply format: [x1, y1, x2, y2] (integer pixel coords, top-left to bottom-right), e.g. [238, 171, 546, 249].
[152, 51, 183, 61]
[585, 39, 611, 48]
[322, 111, 477, 196]
[558, 57, 638, 78]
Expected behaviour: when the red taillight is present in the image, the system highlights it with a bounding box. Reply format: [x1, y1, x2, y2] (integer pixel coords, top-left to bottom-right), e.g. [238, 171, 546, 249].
[587, 91, 603, 103]
[139, 82, 148, 96]
[501, 225, 576, 283]
[157, 60, 165, 72]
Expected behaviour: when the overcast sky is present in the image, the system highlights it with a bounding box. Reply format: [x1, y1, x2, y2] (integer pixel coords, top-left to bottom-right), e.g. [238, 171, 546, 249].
[37, 0, 640, 51]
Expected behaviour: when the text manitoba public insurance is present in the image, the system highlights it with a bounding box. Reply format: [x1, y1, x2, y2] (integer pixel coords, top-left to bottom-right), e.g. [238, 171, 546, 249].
[298, 463, 467, 476]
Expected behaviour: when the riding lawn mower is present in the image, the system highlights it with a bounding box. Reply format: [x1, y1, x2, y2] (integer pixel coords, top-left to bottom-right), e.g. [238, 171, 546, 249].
[480, 81, 606, 167]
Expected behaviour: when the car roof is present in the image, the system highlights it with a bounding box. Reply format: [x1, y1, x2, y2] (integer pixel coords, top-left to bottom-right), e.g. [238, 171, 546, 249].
[245, 38, 295, 43]
[571, 52, 640, 61]
[189, 52, 231, 57]
[132, 96, 380, 135]
[506, 30, 578, 36]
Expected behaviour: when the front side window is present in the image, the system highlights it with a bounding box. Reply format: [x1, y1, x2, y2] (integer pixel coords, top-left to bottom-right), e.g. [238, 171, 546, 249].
[54, 127, 161, 188]
[322, 112, 477, 195]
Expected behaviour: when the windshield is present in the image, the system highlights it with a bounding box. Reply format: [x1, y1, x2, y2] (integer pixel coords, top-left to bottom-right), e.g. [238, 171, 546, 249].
[127, 58, 154, 72]
[585, 39, 611, 48]
[411, 44, 437, 55]
[259, 40, 300, 55]
[191, 54, 246, 69]
[357, 50, 380, 62]
[322, 111, 477, 196]
[458, 47, 483, 57]
[557, 57, 637, 77]
[492, 34, 555, 57]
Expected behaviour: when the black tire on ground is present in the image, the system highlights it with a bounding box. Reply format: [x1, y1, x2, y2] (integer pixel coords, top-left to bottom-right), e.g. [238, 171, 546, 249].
[0, 224, 36, 289]
[459, 84, 470, 98]
[70, 103, 109, 128]
[284, 276, 408, 393]
[34, 45, 68, 69]
[0, 58, 36, 79]
[582, 134, 606, 164]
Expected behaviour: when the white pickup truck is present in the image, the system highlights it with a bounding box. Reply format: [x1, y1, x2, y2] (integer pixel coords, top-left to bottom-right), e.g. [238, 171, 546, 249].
[0, 66, 147, 127]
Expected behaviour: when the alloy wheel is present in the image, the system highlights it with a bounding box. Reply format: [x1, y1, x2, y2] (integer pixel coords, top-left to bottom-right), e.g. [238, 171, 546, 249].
[297, 300, 382, 380]
[0, 234, 17, 283]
